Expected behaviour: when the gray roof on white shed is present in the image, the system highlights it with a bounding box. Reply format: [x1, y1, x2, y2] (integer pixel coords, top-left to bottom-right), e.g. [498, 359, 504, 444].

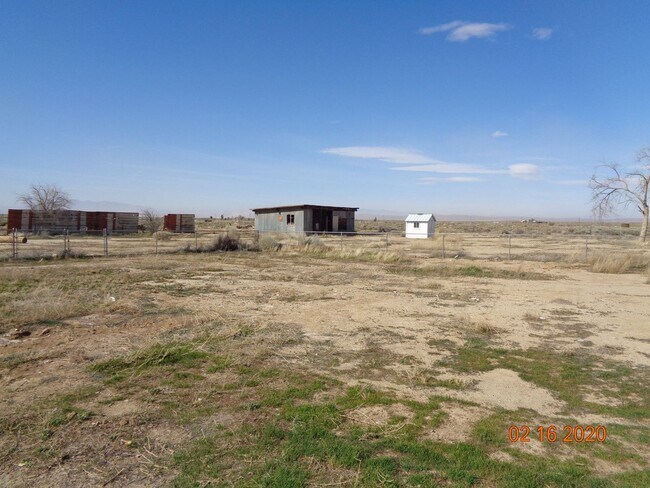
[405, 213, 436, 222]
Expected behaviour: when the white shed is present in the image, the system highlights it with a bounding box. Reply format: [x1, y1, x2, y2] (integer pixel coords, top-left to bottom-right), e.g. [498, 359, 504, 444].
[405, 213, 436, 239]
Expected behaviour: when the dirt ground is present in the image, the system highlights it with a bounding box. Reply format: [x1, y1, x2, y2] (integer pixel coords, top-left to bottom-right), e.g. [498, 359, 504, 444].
[0, 242, 649, 486]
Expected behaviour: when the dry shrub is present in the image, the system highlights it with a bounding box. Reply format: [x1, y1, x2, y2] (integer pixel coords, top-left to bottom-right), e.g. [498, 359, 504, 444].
[296, 234, 323, 248]
[588, 253, 649, 274]
[473, 321, 499, 335]
[456, 315, 500, 336]
[200, 234, 246, 252]
[258, 236, 282, 251]
[154, 231, 173, 241]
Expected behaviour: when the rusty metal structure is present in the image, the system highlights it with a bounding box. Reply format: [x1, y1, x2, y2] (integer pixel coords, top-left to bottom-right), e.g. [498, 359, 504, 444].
[163, 214, 195, 233]
[6, 209, 139, 234]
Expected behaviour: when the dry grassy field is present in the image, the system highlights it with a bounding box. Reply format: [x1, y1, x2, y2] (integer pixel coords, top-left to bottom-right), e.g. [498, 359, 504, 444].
[1, 220, 649, 487]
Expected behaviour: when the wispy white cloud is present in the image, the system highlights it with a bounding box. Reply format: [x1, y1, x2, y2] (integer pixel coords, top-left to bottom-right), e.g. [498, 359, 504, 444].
[419, 21, 511, 42]
[508, 163, 540, 180]
[531, 27, 553, 40]
[321, 146, 435, 164]
[418, 176, 482, 184]
[323, 145, 542, 182]
[391, 163, 505, 174]
[491, 130, 509, 138]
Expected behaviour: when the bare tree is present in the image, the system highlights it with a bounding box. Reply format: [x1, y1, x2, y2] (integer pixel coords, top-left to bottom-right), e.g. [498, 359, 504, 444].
[590, 148, 650, 241]
[141, 208, 163, 234]
[18, 184, 72, 212]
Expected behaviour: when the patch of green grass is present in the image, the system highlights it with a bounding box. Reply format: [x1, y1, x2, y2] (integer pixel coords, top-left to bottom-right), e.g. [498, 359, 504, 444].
[166, 368, 642, 488]
[262, 378, 329, 407]
[442, 339, 650, 420]
[207, 355, 232, 372]
[335, 385, 395, 410]
[91, 342, 209, 380]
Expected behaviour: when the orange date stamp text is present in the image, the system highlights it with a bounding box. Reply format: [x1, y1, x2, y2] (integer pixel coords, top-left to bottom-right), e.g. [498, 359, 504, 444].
[508, 425, 607, 443]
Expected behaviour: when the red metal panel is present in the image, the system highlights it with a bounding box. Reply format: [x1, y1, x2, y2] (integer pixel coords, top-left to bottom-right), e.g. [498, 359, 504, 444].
[7, 209, 22, 233]
[164, 214, 177, 232]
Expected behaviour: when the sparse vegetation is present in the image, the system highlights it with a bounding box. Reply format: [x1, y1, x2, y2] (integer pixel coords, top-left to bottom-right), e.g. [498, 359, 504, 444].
[1, 242, 648, 486]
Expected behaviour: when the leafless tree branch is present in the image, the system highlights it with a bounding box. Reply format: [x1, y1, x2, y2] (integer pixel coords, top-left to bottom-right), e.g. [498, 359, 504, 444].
[590, 150, 650, 241]
[18, 184, 72, 212]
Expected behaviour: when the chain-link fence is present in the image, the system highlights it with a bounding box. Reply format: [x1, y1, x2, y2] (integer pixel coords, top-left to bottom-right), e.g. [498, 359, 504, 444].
[1, 228, 648, 264]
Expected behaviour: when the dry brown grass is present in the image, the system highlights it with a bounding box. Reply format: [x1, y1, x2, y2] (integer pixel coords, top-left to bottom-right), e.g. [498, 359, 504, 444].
[295, 243, 407, 263]
[1, 285, 142, 330]
[408, 234, 465, 250]
[587, 252, 649, 274]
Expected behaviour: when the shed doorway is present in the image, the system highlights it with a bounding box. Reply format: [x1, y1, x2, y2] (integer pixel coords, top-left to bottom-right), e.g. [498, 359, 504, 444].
[312, 208, 332, 232]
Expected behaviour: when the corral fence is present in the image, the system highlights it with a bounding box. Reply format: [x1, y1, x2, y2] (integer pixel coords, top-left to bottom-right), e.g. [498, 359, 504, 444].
[1, 228, 648, 264]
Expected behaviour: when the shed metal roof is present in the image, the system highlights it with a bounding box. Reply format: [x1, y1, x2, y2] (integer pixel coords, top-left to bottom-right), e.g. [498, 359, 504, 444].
[252, 204, 359, 213]
[405, 213, 436, 222]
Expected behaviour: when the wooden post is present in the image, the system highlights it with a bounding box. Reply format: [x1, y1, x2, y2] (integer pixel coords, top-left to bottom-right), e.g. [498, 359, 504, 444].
[340, 232, 343, 250]
[12, 228, 17, 259]
[155, 231, 158, 255]
[585, 236, 589, 263]
[103, 229, 108, 257]
[442, 233, 446, 258]
[195, 231, 198, 251]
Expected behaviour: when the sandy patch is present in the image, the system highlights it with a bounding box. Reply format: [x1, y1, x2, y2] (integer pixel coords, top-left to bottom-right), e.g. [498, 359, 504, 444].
[449, 369, 564, 415]
[426, 403, 486, 443]
[101, 399, 146, 417]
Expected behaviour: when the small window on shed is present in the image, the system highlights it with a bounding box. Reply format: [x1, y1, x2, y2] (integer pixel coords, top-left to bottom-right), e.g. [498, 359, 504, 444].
[287, 214, 295, 225]
[413, 222, 419, 228]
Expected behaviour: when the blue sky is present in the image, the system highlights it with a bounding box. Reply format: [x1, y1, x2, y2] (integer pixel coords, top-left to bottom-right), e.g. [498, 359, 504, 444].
[2, 1, 649, 218]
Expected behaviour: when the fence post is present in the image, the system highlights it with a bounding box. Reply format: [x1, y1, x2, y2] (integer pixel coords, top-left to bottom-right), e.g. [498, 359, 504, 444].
[12, 228, 17, 259]
[585, 235, 589, 263]
[103, 229, 108, 257]
[155, 231, 158, 255]
[195, 231, 198, 251]
[340, 232, 343, 250]
[385, 233, 389, 249]
[442, 233, 446, 259]
[64, 229, 69, 255]
[508, 233, 512, 260]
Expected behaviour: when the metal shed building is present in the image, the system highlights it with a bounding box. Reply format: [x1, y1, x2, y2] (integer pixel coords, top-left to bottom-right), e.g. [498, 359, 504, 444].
[252, 204, 358, 234]
[405, 213, 436, 239]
